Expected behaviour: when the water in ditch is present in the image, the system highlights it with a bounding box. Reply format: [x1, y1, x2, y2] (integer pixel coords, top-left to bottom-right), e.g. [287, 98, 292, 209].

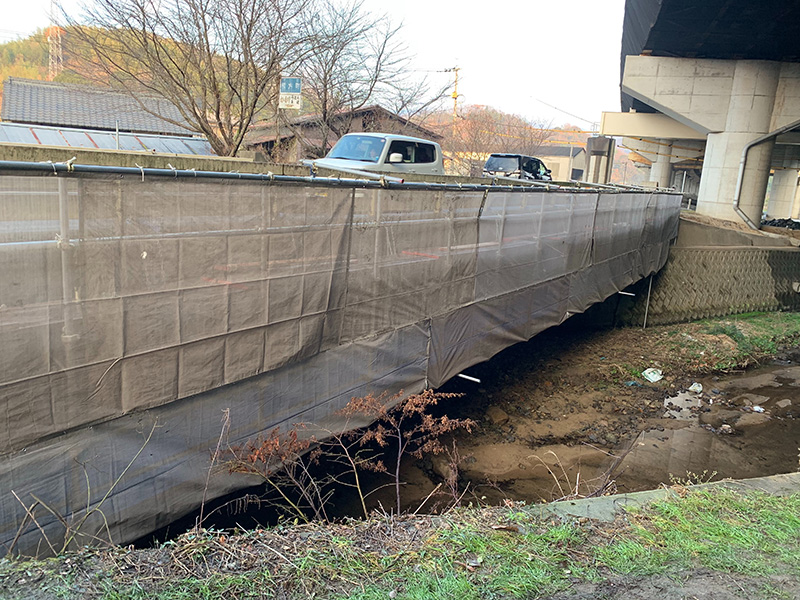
[431, 362, 800, 506]
[136, 309, 800, 545]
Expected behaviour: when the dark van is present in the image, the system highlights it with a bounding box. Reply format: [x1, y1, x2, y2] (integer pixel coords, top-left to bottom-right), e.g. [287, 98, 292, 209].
[483, 153, 552, 181]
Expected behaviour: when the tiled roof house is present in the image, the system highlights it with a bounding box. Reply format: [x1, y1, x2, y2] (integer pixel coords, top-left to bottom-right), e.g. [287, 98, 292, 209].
[245, 105, 442, 161]
[1, 77, 194, 136]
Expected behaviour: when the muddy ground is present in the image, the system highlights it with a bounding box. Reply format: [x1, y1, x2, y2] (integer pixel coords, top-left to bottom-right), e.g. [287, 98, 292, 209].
[384, 307, 800, 513]
[193, 306, 800, 522]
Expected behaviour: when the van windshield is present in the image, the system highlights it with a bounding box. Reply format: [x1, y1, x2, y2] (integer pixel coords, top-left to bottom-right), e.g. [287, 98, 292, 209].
[328, 135, 386, 163]
[484, 156, 520, 172]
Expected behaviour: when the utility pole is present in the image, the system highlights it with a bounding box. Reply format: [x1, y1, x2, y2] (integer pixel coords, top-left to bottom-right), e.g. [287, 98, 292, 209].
[444, 66, 461, 138]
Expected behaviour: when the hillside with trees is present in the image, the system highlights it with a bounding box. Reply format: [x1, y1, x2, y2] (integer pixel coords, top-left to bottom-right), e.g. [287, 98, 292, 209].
[0, 33, 49, 106]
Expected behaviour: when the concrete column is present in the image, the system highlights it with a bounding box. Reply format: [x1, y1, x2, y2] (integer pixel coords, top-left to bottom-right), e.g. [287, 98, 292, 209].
[793, 186, 800, 219]
[649, 139, 673, 187]
[696, 61, 780, 223]
[766, 168, 799, 218]
[586, 136, 616, 184]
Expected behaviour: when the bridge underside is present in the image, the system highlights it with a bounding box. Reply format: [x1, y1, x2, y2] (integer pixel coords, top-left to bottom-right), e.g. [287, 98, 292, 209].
[0, 170, 680, 554]
[605, 0, 800, 225]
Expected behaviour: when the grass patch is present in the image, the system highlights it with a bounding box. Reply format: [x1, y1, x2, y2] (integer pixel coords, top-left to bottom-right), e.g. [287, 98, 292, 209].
[99, 571, 274, 600]
[5, 488, 799, 599]
[591, 311, 800, 385]
[341, 517, 588, 600]
[677, 311, 800, 370]
[596, 488, 800, 577]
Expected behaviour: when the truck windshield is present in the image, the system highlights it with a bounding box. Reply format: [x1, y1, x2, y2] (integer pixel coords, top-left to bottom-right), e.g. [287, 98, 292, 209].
[484, 156, 520, 172]
[328, 135, 386, 163]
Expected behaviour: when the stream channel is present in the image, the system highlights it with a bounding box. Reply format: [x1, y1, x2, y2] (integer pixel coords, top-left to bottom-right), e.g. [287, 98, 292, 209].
[138, 306, 800, 544]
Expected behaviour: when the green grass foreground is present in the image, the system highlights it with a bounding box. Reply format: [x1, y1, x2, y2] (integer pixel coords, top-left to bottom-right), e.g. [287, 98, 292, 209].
[2, 486, 799, 599]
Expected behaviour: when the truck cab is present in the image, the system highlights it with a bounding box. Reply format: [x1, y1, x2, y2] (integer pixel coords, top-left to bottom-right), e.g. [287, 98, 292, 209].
[312, 132, 445, 176]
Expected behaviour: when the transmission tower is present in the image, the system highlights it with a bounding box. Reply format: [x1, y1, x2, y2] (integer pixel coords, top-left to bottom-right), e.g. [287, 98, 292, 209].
[47, 0, 63, 81]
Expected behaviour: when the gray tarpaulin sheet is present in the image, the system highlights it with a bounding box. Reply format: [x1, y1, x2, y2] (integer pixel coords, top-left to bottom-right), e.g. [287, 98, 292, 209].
[0, 172, 680, 554]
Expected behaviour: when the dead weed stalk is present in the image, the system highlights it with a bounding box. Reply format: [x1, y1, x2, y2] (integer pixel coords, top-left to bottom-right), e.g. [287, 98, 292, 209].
[224, 389, 474, 522]
[224, 424, 331, 523]
[7, 419, 158, 557]
[340, 389, 474, 514]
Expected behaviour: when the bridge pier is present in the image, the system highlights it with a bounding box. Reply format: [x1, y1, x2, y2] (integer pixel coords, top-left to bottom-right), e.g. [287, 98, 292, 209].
[766, 168, 800, 219]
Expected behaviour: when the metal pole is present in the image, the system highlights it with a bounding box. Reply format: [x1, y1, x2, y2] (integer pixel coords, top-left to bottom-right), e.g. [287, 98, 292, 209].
[733, 117, 800, 229]
[568, 145, 574, 181]
[642, 274, 653, 330]
[0, 159, 677, 195]
[373, 189, 382, 279]
[58, 178, 80, 344]
[451, 67, 460, 139]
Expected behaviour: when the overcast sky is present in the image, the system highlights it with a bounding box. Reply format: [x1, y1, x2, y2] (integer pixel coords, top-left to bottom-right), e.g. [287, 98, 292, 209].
[4, 0, 627, 130]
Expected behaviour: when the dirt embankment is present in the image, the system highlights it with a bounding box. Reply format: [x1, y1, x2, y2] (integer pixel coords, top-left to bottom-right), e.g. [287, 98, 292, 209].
[399, 309, 800, 508]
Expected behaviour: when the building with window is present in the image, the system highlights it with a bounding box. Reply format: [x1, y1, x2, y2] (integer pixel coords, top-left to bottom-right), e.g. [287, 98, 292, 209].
[245, 105, 441, 163]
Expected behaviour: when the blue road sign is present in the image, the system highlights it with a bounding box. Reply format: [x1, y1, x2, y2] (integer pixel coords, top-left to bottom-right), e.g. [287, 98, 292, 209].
[280, 77, 302, 93]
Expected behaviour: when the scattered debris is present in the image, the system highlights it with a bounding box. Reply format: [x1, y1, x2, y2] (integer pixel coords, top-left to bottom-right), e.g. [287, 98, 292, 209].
[688, 382, 703, 393]
[642, 368, 664, 383]
[753, 406, 765, 413]
[491, 524, 520, 532]
[762, 217, 800, 230]
[457, 373, 481, 383]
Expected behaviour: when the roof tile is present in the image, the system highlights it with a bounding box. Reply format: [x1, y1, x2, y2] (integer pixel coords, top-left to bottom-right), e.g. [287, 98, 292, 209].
[1, 77, 194, 136]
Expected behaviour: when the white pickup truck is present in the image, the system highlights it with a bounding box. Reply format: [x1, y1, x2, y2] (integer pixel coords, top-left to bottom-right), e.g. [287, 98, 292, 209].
[309, 132, 445, 178]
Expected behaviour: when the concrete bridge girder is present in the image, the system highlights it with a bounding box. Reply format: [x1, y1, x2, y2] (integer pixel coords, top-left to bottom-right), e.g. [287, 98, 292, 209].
[600, 113, 705, 188]
[618, 56, 800, 224]
[618, 137, 704, 189]
[621, 137, 705, 164]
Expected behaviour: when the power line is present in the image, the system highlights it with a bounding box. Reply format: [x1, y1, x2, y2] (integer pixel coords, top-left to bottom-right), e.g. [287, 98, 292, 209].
[533, 98, 598, 130]
[0, 29, 31, 41]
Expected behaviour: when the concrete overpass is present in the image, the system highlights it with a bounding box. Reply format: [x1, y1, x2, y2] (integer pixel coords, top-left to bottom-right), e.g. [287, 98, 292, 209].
[602, 0, 800, 226]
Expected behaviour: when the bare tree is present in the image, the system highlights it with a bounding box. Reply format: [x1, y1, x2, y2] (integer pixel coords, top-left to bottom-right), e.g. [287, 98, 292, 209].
[382, 77, 451, 133]
[432, 105, 553, 176]
[291, 0, 446, 158]
[66, 0, 312, 156]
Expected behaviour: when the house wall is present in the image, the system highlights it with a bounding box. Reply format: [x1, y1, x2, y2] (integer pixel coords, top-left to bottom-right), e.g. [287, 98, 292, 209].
[539, 151, 587, 182]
